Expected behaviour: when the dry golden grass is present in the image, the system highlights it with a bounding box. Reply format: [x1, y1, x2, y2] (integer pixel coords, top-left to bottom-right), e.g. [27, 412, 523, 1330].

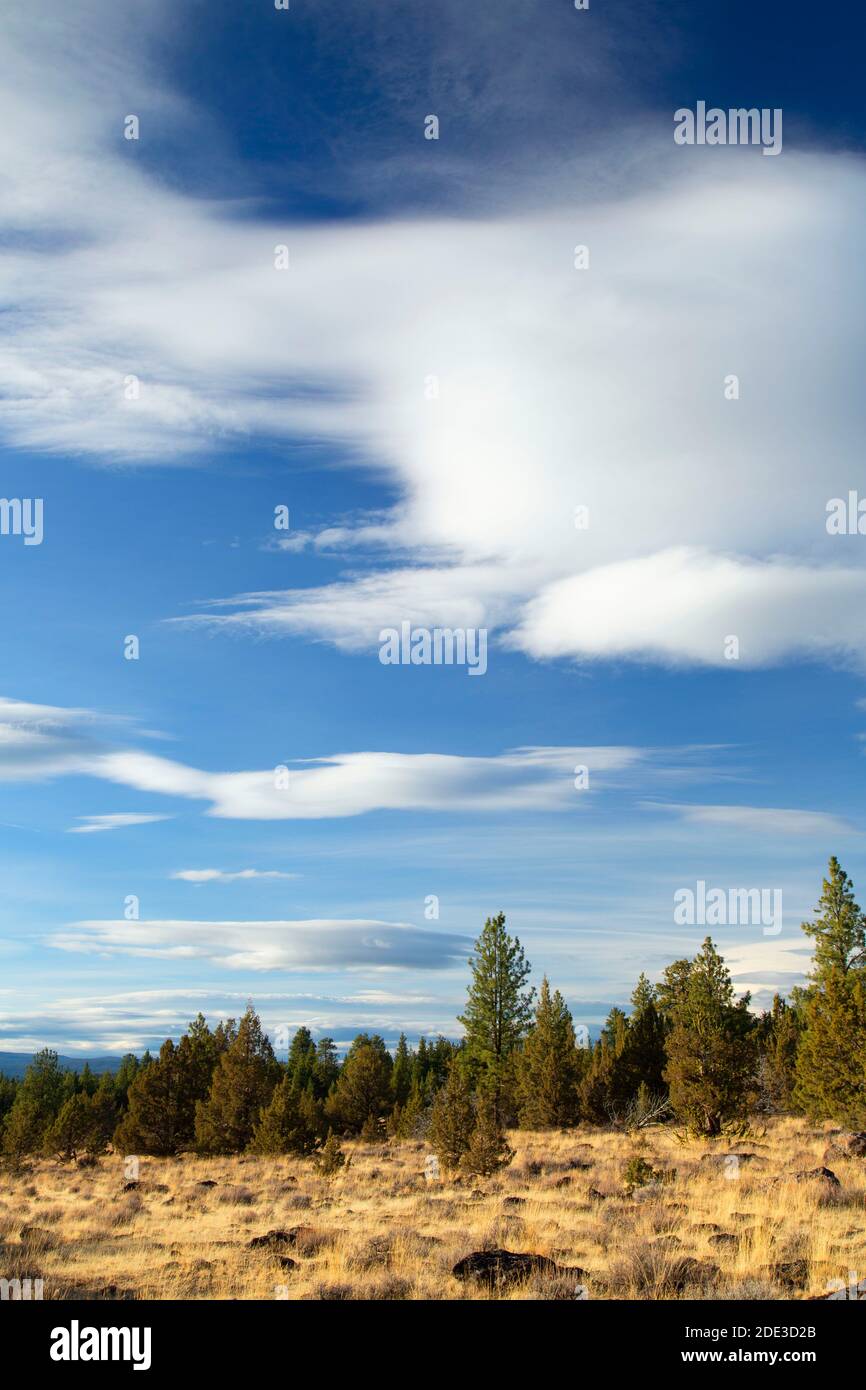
[2, 1116, 864, 1300]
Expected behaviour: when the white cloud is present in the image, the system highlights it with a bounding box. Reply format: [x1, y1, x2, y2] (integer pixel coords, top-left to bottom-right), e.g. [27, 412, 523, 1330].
[49, 919, 472, 972]
[171, 868, 299, 883]
[513, 549, 866, 669]
[722, 934, 815, 1010]
[642, 802, 855, 837]
[67, 812, 172, 833]
[0, 693, 650, 819]
[3, 8, 865, 673]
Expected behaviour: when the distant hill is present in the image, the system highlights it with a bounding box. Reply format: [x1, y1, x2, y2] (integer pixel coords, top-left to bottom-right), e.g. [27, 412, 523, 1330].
[0, 1052, 126, 1080]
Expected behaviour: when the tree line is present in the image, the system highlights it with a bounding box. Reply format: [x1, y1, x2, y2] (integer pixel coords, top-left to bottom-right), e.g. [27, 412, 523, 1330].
[2, 857, 864, 1175]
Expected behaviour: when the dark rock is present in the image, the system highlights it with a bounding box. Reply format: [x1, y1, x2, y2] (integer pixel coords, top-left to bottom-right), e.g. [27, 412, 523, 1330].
[768, 1259, 810, 1290]
[780, 1167, 841, 1190]
[122, 1180, 139, 1192]
[502, 1196, 526, 1208]
[700, 1151, 762, 1169]
[709, 1233, 738, 1249]
[587, 1187, 607, 1202]
[824, 1132, 866, 1162]
[248, 1229, 294, 1250]
[278, 1256, 297, 1272]
[452, 1248, 584, 1287]
[197, 1179, 218, 1189]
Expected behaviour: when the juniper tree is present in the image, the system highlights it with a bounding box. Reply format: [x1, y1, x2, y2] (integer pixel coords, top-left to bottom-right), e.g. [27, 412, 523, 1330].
[664, 937, 757, 1136]
[616, 974, 668, 1100]
[458, 912, 534, 1117]
[794, 969, 866, 1126]
[250, 1075, 321, 1155]
[324, 1034, 393, 1133]
[755, 994, 803, 1113]
[2, 1049, 66, 1155]
[43, 1092, 112, 1160]
[460, 1097, 514, 1178]
[195, 1006, 280, 1154]
[579, 1037, 618, 1123]
[428, 1062, 475, 1171]
[516, 977, 580, 1127]
[114, 1039, 191, 1156]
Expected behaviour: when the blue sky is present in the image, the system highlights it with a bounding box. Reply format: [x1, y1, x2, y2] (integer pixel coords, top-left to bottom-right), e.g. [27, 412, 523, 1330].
[1, 0, 865, 1056]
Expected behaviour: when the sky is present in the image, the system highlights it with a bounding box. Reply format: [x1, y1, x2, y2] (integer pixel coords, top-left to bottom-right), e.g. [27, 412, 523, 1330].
[1, 0, 865, 1057]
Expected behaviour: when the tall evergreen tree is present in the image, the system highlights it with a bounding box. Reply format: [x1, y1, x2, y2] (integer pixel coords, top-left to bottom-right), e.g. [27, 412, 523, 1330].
[250, 1075, 322, 1154]
[794, 969, 866, 1125]
[391, 1033, 412, 1108]
[516, 977, 580, 1127]
[428, 1063, 475, 1172]
[2, 1049, 66, 1154]
[324, 1034, 392, 1133]
[195, 1006, 279, 1154]
[458, 912, 534, 1117]
[802, 857, 866, 979]
[114, 1039, 192, 1156]
[286, 1027, 318, 1093]
[616, 974, 668, 1099]
[793, 860, 866, 1124]
[664, 938, 756, 1136]
[313, 1038, 340, 1100]
[755, 994, 803, 1112]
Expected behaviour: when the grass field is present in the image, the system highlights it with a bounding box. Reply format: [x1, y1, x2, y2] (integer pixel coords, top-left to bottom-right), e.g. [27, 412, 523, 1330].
[1, 1117, 863, 1300]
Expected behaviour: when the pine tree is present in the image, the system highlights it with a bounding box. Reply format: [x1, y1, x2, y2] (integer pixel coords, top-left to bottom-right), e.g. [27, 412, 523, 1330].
[194, 1006, 279, 1154]
[286, 1027, 318, 1093]
[516, 977, 580, 1127]
[391, 1034, 412, 1107]
[0, 1074, 17, 1128]
[313, 1038, 340, 1099]
[579, 1037, 618, 1123]
[428, 1063, 475, 1172]
[250, 1075, 321, 1154]
[458, 912, 534, 1117]
[616, 974, 668, 1101]
[794, 971, 866, 1125]
[2, 1097, 44, 1161]
[324, 1034, 392, 1134]
[394, 1075, 428, 1138]
[756, 994, 803, 1112]
[802, 857, 866, 980]
[664, 937, 757, 1136]
[460, 1097, 514, 1178]
[44, 1093, 98, 1160]
[2, 1049, 66, 1155]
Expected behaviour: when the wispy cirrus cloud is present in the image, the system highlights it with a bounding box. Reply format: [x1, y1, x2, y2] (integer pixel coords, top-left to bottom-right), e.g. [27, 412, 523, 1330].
[2, 6, 866, 672]
[171, 868, 299, 883]
[642, 801, 855, 837]
[68, 812, 172, 834]
[48, 919, 471, 973]
[0, 694, 651, 820]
